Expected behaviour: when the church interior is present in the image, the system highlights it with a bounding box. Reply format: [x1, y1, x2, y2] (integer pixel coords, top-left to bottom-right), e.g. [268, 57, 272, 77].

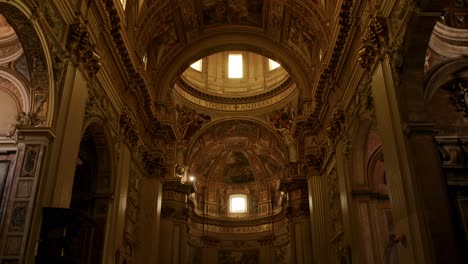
[0, 0, 467, 263]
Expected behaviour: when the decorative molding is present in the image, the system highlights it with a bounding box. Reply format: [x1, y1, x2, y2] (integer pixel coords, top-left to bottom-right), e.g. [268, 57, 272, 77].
[119, 109, 139, 148]
[403, 121, 437, 136]
[445, 81, 468, 116]
[342, 133, 352, 159]
[326, 107, 346, 145]
[306, 0, 354, 132]
[9, 97, 48, 137]
[328, 169, 345, 258]
[160, 207, 176, 219]
[358, 16, 388, 71]
[137, 145, 165, 177]
[176, 76, 294, 104]
[100, 0, 163, 139]
[201, 236, 220, 247]
[305, 145, 326, 173]
[435, 135, 468, 168]
[67, 23, 101, 76]
[257, 234, 276, 246]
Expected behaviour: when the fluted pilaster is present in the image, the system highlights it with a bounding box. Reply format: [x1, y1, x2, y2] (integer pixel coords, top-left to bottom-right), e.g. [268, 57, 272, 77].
[308, 174, 333, 264]
[49, 66, 88, 207]
[136, 175, 163, 263]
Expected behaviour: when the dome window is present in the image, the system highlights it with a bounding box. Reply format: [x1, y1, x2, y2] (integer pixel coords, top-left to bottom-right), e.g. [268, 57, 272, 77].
[230, 194, 247, 213]
[228, 53, 243, 78]
[190, 59, 203, 72]
[269, 59, 281, 71]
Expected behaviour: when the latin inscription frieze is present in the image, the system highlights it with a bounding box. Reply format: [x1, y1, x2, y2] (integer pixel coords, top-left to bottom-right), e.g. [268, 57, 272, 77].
[175, 84, 296, 112]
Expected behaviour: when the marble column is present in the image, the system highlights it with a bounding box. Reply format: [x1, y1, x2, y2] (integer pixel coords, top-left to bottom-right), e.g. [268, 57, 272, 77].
[308, 173, 333, 264]
[136, 168, 163, 263]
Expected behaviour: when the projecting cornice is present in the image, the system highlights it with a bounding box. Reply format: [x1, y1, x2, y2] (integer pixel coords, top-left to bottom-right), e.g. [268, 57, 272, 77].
[305, 0, 354, 133]
[99, 0, 176, 146]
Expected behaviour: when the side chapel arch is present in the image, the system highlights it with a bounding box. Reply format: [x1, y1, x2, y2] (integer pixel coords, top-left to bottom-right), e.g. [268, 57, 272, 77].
[69, 121, 115, 263]
[0, 2, 55, 128]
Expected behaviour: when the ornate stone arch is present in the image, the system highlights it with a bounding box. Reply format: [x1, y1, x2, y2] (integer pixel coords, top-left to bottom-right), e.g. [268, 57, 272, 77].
[134, 1, 330, 103]
[0, 2, 54, 127]
[150, 32, 314, 102]
[424, 57, 468, 102]
[69, 121, 115, 263]
[366, 145, 385, 193]
[0, 69, 31, 136]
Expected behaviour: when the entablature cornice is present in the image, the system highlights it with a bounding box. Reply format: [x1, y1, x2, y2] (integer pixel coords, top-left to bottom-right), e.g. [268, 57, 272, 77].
[188, 207, 288, 228]
[305, 0, 354, 133]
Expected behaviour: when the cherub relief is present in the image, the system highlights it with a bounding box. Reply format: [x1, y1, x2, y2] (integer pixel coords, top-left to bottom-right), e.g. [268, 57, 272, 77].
[175, 105, 211, 139]
[267, 105, 295, 137]
[9, 95, 47, 136]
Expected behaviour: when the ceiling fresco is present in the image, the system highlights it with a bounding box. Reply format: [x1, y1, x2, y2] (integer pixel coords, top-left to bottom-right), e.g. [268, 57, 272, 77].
[202, 0, 264, 27]
[267, 104, 295, 139]
[221, 151, 255, 184]
[175, 104, 211, 140]
[186, 120, 287, 188]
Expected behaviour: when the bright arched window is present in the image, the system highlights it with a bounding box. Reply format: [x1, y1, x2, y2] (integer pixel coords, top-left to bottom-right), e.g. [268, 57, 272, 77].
[228, 53, 243, 78]
[268, 59, 280, 71]
[190, 59, 203, 72]
[230, 194, 247, 213]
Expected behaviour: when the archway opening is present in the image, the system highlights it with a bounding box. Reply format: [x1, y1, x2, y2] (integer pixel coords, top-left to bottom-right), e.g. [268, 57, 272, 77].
[70, 125, 112, 263]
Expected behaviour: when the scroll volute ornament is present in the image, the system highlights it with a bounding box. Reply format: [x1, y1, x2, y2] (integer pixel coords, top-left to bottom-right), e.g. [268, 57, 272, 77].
[358, 16, 388, 70]
[119, 111, 139, 148]
[67, 23, 101, 76]
[305, 146, 326, 173]
[447, 81, 468, 116]
[138, 146, 166, 178]
[327, 107, 345, 143]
